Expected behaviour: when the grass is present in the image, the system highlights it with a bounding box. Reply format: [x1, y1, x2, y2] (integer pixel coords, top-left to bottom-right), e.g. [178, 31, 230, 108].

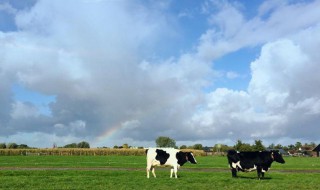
[0, 156, 320, 189]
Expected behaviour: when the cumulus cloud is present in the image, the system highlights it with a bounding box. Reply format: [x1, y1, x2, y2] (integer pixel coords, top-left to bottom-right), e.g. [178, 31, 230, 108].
[197, 0, 320, 61]
[0, 0, 320, 147]
[0, 2, 17, 15]
[0, 0, 207, 147]
[10, 101, 39, 119]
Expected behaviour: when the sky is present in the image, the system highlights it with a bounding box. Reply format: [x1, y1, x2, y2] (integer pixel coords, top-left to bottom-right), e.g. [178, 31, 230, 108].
[1, 0, 320, 148]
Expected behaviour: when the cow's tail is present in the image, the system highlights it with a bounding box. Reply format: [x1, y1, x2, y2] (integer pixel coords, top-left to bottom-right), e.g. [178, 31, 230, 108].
[145, 149, 149, 154]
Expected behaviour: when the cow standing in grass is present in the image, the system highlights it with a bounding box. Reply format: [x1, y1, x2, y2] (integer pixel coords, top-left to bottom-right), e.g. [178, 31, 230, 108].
[146, 148, 197, 178]
[227, 150, 285, 179]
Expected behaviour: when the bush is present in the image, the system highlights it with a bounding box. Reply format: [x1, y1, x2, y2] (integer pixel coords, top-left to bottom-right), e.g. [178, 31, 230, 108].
[7, 143, 18, 149]
[0, 143, 6, 149]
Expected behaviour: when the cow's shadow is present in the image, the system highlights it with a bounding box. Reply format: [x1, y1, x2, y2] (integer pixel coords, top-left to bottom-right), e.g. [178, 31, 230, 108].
[235, 176, 272, 180]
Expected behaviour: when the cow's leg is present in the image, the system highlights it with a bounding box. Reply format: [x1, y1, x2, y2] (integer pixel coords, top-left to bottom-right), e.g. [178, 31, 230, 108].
[146, 166, 150, 178]
[146, 165, 154, 178]
[170, 168, 173, 178]
[173, 166, 178, 178]
[151, 166, 156, 178]
[261, 172, 265, 179]
[231, 168, 237, 177]
[257, 167, 262, 180]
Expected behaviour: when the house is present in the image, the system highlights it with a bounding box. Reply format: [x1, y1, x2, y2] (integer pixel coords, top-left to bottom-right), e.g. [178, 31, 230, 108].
[312, 144, 320, 157]
[266, 148, 289, 156]
[203, 146, 213, 156]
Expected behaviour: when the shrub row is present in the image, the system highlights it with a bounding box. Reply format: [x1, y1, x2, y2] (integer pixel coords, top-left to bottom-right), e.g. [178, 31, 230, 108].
[0, 148, 206, 156]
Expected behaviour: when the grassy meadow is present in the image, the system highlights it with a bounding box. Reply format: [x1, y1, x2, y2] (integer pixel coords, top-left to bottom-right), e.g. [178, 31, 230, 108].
[0, 155, 319, 189]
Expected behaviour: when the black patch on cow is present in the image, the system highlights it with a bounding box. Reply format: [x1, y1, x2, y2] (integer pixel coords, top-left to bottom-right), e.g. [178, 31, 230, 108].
[176, 151, 188, 166]
[227, 150, 239, 163]
[186, 152, 197, 164]
[155, 149, 170, 165]
[145, 149, 149, 154]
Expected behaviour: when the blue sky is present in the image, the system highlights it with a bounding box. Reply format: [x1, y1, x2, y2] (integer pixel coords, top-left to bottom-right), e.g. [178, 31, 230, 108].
[1, 0, 320, 148]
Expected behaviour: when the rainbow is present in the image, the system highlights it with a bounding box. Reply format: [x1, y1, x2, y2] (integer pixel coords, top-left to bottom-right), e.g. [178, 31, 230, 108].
[95, 119, 141, 142]
[95, 106, 163, 143]
[96, 123, 124, 142]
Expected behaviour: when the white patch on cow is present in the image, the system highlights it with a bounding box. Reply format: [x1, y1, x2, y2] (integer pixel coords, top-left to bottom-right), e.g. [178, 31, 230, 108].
[151, 159, 161, 166]
[244, 165, 257, 172]
[262, 168, 270, 172]
[190, 153, 197, 163]
[231, 161, 242, 169]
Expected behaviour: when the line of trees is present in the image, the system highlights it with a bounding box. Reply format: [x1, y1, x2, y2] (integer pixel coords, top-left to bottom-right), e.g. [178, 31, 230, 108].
[230, 140, 317, 152]
[0, 143, 32, 149]
[0, 141, 91, 149]
[1, 137, 317, 152]
[63, 141, 90, 148]
[153, 137, 318, 153]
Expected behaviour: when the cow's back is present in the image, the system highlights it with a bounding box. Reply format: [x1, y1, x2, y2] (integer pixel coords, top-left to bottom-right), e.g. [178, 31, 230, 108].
[239, 151, 272, 166]
[147, 148, 179, 166]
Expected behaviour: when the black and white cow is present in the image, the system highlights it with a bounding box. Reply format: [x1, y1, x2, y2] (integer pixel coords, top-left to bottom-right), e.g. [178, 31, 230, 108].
[146, 148, 197, 178]
[227, 150, 285, 179]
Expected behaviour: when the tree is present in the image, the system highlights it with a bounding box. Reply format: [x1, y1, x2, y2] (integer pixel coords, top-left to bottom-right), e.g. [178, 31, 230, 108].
[193, 144, 203, 150]
[268, 143, 275, 149]
[77, 141, 90, 148]
[295, 142, 302, 150]
[17, 144, 29, 149]
[214, 144, 231, 152]
[274, 144, 283, 149]
[0, 143, 6, 149]
[7, 143, 18, 149]
[252, 140, 265, 151]
[234, 140, 243, 150]
[64, 143, 78, 148]
[309, 142, 316, 148]
[122, 143, 129, 149]
[179, 145, 187, 149]
[155, 136, 176, 148]
[234, 140, 252, 151]
[239, 143, 252, 151]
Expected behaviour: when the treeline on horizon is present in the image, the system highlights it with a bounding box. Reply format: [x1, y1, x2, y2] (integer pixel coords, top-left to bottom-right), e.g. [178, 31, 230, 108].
[0, 138, 318, 153]
[0, 141, 90, 149]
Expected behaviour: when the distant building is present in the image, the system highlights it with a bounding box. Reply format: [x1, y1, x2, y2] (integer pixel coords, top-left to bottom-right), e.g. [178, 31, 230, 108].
[203, 146, 213, 156]
[312, 144, 320, 157]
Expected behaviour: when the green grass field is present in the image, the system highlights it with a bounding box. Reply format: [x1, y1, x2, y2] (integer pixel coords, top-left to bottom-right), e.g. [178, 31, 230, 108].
[0, 156, 319, 189]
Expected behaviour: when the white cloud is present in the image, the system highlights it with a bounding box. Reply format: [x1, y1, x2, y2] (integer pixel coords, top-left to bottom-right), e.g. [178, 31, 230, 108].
[0, 2, 17, 14]
[10, 101, 39, 119]
[258, 0, 286, 17]
[189, 22, 320, 143]
[197, 0, 320, 61]
[0, 132, 88, 148]
[1, 0, 320, 147]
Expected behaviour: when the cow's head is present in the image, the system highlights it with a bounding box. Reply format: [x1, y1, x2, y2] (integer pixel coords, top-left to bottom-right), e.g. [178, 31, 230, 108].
[271, 151, 285, 164]
[186, 152, 197, 164]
